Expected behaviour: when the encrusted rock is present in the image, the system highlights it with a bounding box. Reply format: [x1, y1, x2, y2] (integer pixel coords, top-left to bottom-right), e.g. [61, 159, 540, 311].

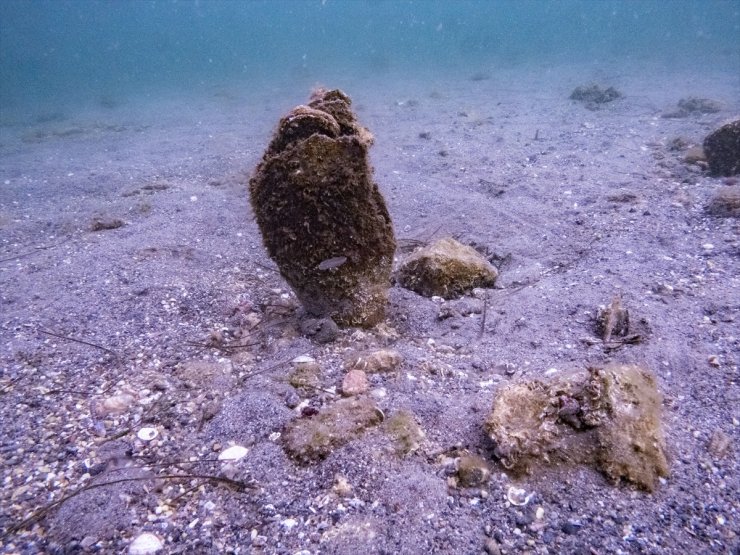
[385, 410, 425, 455]
[596, 297, 629, 341]
[457, 454, 491, 487]
[703, 120, 740, 176]
[706, 186, 740, 217]
[341, 369, 369, 397]
[663, 97, 722, 118]
[484, 364, 669, 491]
[288, 357, 321, 391]
[281, 398, 383, 462]
[569, 85, 622, 110]
[396, 237, 497, 298]
[346, 349, 403, 373]
[249, 88, 396, 327]
[97, 393, 135, 416]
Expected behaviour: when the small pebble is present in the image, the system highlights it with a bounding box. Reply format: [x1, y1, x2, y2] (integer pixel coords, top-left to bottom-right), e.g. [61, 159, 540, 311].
[483, 537, 501, 555]
[562, 521, 582, 535]
[341, 369, 369, 397]
[128, 532, 163, 554]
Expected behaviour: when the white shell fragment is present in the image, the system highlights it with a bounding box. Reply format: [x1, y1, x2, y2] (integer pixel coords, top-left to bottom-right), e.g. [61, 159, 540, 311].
[507, 485, 533, 506]
[128, 532, 163, 554]
[218, 445, 248, 461]
[137, 427, 158, 441]
[292, 355, 315, 364]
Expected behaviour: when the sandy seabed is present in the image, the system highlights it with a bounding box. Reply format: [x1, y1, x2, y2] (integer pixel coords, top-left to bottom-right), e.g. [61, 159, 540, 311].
[1, 60, 738, 554]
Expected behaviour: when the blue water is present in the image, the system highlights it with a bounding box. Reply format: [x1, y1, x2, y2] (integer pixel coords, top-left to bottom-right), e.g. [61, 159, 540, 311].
[1, 0, 738, 118]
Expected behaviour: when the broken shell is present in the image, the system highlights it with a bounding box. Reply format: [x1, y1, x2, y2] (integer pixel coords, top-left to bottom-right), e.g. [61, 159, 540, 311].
[507, 485, 533, 506]
[128, 532, 163, 554]
[137, 427, 158, 441]
[218, 445, 248, 461]
[292, 355, 315, 364]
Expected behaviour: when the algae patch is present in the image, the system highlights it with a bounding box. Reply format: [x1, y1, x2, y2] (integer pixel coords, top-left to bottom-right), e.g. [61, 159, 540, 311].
[384, 410, 425, 456]
[282, 398, 384, 463]
[485, 364, 669, 491]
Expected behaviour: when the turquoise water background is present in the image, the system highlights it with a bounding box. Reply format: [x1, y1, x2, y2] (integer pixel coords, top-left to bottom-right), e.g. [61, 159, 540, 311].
[1, 0, 738, 115]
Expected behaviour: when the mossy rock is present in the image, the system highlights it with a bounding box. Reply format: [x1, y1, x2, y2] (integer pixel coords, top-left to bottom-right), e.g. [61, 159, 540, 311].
[484, 364, 669, 491]
[703, 120, 740, 176]
[396, 237, 497, 299]
[385, 410, 425, 456]
[250, 89, 396, 327]
[281, 398, 384, 463]
[706, 186, 740, 218]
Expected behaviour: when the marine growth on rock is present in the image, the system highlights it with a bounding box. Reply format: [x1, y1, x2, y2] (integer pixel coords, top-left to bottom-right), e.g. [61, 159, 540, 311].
[249, 89, 396, 327]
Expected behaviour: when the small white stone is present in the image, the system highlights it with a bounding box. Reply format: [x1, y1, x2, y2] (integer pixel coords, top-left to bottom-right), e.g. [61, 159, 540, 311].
[128, 532, 163, 554]
[702, 243, 714, 250]
[137, 427, 158, 441]
[190, 195, 198, 202]
[292, 355, 315, 364]
[218, 445, 248, 461]
[281, 517, 298, 529]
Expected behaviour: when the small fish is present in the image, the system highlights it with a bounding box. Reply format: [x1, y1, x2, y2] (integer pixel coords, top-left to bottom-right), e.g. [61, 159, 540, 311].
[317, 256, 347, 271]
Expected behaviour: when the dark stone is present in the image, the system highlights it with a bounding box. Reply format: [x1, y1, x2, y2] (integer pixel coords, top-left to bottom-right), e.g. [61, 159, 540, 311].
[561, 521, 582, 535]
[706, 186, 740, 218]
[90, 218, 124, 232]
[250, 89, 396, 327]
[299, 316, 339, 343]
[570, 85, 622, 110]
[703, 120, 740, 176]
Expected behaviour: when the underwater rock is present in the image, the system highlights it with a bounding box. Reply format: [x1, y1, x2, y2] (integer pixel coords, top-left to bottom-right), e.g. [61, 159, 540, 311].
[596, 297, 630, 342]
[384, 410, 425, 456]
[705, 186, 740, 218]
[341, 369, 369, 397]
[281, 397, 384, 463]
[663, 97, 722, 118]
[396, 237, 497, 299]
[683, 146, 707, 165]
[703, 120, 740, 176]
[345, 349, 403, 374]
[288, 356, 321, 391]
[484, 364, 669, 491]
[569, 85, 622, 110]
[299, 315, 339, 344]
[456, 454, 491, 487]
[90, 217, 124, 232]
[249, 88, 396, 327]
